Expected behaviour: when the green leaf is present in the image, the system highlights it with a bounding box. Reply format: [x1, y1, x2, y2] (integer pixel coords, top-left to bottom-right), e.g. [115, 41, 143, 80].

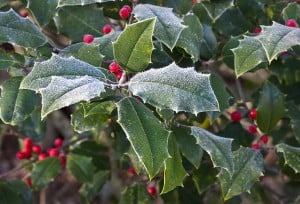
[133, 4, 186, 50]
[119, 184, 154, 204]
[20, 55, 106, 119]
[0, 9, 46, 48]
[162, 133, 187, 194]
[113, 18, 155, 72]
[233, 22, 300, 77]
[117, 97, 170, 179]
[176, 13, 203, 62]
[67, 154, 95, 182]
[7, 180, 33, 204]
[128, 63, 219, 115]
[276, 143, 300, 173]
[202, 0, 234, 21]
[94, 31, 120, 60]
[191, 126, 234, 175]
[58, 0, 114, 7]
[173, 126, 203, 169]
[0, 181, 22, 204]
[0, 50, 24, 70]
[200, 24, 217, 60]
[31, 157, 60, 188]
[282, 2, 300, 22]
[214, 7, 252, 37]
[218, 147, 264, 200]
[79, 170, 109, 201]
[60, 42, 103, 66]
[55, 5, 105, 42]
[208, 74, 230, 121]
[0, 77, 38, 125]
[256, 81, 285, 133]
[19, 108, 45, 142]
[71, 102, 112, 133]
[28, 0, 58, 27]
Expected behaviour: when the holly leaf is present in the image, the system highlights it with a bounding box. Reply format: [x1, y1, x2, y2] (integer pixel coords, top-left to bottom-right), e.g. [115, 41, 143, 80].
[117, 97, 170, 179]
[119, 184, 154, 204]
[0, 77, 38, 125]
[0, 9, 46, 48]
[176, 13, 203, 62]
[200, 24, 217, 60]
[0, 50, 24, 70]
[113, 18, 155, 72]
[162, 133, 187, 194]
[276, 143, 300, 173]
[233, 22, 300, 77]
[202, 0, 234, 21]
[31, 157, 61, 188]
[28, 0, 58, 27]
[191, 126, 234, 175]
[282, 2, 300, 22]
[60, 42, 103, 66]
[20, 55, 106, 119]
[173, 126, 203, 169]
[79, 170, 109, 202]
[94, 31, 120, 60]
[133, 4, 186, 50]
[67, 154, 95, 183]
[256, 81, 285, 133]
[56, 5, 105, 42]
[0, 181, 22, 204]
[128, 63, 219, 115]
[58, 0, 115, 7]
[218, 147, 264, 200]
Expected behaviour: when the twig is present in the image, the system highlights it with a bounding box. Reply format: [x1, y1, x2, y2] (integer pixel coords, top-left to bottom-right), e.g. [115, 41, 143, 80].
[0, 160, 35, 178]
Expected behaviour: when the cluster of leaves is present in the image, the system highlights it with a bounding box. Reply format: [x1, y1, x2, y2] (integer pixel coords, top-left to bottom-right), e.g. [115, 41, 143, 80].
[0, 0, 300, 203]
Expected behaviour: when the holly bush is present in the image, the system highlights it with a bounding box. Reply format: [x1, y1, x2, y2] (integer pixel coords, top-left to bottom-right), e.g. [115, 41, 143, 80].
[0, 0, 300, 203]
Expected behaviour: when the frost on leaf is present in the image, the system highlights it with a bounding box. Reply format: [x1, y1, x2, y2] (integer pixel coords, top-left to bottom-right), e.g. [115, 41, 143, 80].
[128, 63, 219, 115]
[276, 143, 300, 173]
[218, 147, 264, 200]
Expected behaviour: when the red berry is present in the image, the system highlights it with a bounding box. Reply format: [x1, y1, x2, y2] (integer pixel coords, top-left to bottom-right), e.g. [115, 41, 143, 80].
[109, 61, 121, 74]
[285, 19, 298, 27]
[251, 144, 261, 150]
[260, 135, 269, 144]
[48, 148, 60, 157]
[248, 125, 257, 134]
[119, 7, 131, 19]
[32, 144, 42, 154]
[19, 9, 28, 18]
[192, 0, 198, 3]
[147, 186, 157, 196]
[83, 34, 94, 43]
[123, 5, 132, 13]
[22, 148, 32, 159]
[249, 109, 257, 120]
[230, 111, 242, 122]
[24, 138, 33, 150]
[116, 72, 123, 80]
[16, 151, 26, 160]
[102, 24, 112, 34]
[60, 155, 67, 165]
[25, 178, 32, 187]
[54, 138, 63, 148]
[252, 27, 262, 34]
[38, 153, 48, 161]
[108, 118, 113, 126]
[128, 166, 137, 175]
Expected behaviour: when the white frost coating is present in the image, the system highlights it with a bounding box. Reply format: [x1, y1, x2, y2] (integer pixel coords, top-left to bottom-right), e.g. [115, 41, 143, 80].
[58, 0, 113, 7]
[133, 4, 186, 50]
[20, 55, 106, 91]
[40, 75, 105, 119]
[191, 126, 234, 175]
[128, 63, 219, 115]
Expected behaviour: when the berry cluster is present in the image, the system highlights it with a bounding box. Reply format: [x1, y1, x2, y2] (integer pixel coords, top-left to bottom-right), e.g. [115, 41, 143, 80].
[16, 137, 67, 165]
[230, 108, 269, 150]
[109, 61, 123, 80]
[119, 5, 132, 19]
